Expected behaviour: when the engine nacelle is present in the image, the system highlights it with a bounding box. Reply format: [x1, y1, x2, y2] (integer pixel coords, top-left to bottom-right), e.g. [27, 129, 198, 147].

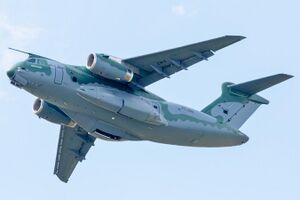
[86, 53, 133, 82]
[33, 98, 76, 127]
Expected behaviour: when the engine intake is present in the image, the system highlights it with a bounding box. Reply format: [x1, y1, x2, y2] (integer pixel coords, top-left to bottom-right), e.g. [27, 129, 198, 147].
[86, 53, 133, 82]
[33, 98, 76, 127]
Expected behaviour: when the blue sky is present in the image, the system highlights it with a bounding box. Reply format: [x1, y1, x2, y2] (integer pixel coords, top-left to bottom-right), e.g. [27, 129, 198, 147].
[0, 0, 299, 199]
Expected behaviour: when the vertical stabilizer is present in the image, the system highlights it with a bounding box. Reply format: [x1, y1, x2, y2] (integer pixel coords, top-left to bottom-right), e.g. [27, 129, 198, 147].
[202, 74, 293, 129]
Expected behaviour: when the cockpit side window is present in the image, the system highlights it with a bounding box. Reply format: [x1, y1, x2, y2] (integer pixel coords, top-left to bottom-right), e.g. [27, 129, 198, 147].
[37, 59, 47, 65]
[27, 58, 36, 63]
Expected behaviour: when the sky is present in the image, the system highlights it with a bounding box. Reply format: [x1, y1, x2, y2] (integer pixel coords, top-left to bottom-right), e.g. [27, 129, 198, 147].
[0, 0, 299, 199]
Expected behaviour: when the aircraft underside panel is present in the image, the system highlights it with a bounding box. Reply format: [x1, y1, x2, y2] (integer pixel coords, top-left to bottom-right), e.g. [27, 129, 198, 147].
[60, 108, 141, 141]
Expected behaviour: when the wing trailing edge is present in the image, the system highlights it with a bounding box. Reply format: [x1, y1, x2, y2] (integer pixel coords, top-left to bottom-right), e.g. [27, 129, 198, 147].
[123, 35, 246, 87]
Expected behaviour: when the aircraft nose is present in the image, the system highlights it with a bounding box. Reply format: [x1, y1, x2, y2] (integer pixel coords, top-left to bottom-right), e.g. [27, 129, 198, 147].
[6, 61, 24, 79]
[7, 67, 16, 79]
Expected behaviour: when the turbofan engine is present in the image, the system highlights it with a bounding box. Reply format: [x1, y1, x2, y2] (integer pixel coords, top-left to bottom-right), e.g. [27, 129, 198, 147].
[33, 98, 76, 127]
[86, 53, 133, 82]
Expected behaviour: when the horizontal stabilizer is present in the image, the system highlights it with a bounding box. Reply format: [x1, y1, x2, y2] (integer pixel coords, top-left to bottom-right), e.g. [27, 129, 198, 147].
[228, 74, 293, 96]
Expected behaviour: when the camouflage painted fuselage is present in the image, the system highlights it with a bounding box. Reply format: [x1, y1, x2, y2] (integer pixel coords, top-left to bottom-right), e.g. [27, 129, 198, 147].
[7, 57, 249, 147]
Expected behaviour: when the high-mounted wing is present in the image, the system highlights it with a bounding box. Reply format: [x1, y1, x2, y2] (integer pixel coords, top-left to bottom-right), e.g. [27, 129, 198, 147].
[54, 125, 96, 183]
[123, 35, 245, 87]
[8, 47, 54, 60]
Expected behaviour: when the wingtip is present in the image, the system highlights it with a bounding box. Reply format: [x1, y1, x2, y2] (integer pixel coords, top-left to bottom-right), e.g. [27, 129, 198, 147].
[8, 47, 30, 55]
[8, 47, 18, 51]
[57, 175, 69, 183]
[226, 35, 247, 40]
[278, 73, 294, 79]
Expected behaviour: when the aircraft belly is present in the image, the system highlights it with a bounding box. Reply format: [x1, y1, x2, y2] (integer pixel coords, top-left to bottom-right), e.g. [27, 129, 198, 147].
[52, 92, 229, 146]
[40, 83, 246, 147]
[76, 85, 167, 126]
[135, 120, 247, 147]
[60, 107, 141, 141]
[77, 85, 123, 113]
[118, 95, 167, 126]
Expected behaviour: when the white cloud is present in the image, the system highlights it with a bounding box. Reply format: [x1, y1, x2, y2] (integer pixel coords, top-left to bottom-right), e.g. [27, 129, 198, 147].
[171, 5, 187, 16]
[0, 13, 42, 70]
[171, 4, 198, 17]
[0, 12, 42, 102]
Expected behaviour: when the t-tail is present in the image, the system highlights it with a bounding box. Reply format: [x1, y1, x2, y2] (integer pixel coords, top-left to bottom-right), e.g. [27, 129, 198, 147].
[202, 74, 293, 129]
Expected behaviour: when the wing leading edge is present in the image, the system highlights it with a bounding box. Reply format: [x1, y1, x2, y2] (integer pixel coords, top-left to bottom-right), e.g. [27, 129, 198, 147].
[54, 125, 96, 183]
[123, 35, 246, 87]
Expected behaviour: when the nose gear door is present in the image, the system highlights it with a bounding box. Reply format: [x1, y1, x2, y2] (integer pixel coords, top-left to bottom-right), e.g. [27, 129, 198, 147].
[54, 66, 63, 85]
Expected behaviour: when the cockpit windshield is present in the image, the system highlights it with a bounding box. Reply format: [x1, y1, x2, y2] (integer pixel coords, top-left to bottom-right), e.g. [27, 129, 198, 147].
[27, 58, 36, 63]
[27, 58, 47, 65]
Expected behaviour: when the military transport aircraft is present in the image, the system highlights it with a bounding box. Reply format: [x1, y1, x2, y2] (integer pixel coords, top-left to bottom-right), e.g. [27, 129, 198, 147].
[6, 35, 292, 182]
